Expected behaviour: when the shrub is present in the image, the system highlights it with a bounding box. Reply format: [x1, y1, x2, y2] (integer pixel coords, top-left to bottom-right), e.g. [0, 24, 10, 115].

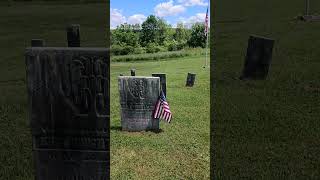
[146, 43, 161, 53]
[133, 47, 146, 54]
[122, 45, 135, 55]
[111, 45, 135, 56]
[111, 44, 123, 56]
[168, 42, 178, 51]
[111, 50, 194, 62]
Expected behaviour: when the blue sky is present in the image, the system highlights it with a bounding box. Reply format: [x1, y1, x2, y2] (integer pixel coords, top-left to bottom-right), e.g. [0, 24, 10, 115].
[111, 0, 210, 29]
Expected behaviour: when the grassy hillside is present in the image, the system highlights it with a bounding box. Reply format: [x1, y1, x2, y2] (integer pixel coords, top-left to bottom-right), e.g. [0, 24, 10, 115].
[110, 56, 210, 179]
[213, 0, 320, 178]
[0, 2, 107, 179]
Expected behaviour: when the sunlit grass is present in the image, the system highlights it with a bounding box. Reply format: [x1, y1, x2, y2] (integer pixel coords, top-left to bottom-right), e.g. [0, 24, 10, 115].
[110, 55, 210, 179]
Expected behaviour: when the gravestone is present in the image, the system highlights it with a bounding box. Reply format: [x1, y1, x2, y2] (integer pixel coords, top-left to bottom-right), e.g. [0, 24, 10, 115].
[152, 73, 166, 97]
[306, 0, 310, 15]
[240, 35, 274, 80]
[67, 24, 81, 47]
[186, 73, 196, 87]
[25, 47, 109, 180]
[31, 39, 45, 47]
[297, 0, 320, 22]
[131, 69, 135, 76]
[118, 76, 160, 131]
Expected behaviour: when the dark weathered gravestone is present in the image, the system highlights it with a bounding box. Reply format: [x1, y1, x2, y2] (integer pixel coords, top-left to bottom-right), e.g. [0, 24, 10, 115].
[240, 35, 274, 80]
[131, 69, 135, 76]
[67, 24, 81, 47]
[152, 73, 166, 96]
[306, 0, 310, 15]
[31, 39, 45, 47]
[297, 0, 320, 22]
[186, 73, 196, 87]
[118, 76, 160, 131]
[25, 47, 109, 180]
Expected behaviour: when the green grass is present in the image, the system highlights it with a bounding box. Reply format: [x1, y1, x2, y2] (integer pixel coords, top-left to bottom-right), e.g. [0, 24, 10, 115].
[0, 2, 107, 179]
[111, 48, 208, 62]
[110, 56, 210, 179]
[0, 2, 210, 179]
[213, 0, 320, 178]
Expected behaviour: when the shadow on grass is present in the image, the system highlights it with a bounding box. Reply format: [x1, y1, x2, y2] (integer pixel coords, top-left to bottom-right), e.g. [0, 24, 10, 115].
[110, 126, 122, 131]
[110, 126, 164, 134]
[146, 129, 164, 134]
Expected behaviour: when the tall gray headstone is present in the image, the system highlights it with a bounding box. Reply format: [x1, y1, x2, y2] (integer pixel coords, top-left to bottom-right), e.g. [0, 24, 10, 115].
[118, 76, 160, 131]
[31, 39, 45, 47]
[25, 47, 109, 180]
[186, 73, 196, 87]
[240, 35, 274, 80]
[152, 73, 166, 97]
[67, 24, 81, 47]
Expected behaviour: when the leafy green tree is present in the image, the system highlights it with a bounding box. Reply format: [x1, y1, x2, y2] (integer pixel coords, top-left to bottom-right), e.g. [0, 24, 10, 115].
[140, 15, 170, 46]
[140, 15, 158, 46]
[156, 18, 169, 45]
[111, 23, 139, 47]
[132, 23, 141, 32]
[174, 23, 188, 42]
[187, 22, 207, 48]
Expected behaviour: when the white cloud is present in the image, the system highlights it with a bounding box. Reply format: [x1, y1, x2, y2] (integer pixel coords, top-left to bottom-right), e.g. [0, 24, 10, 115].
[178, 0, 208, 6]
[127, 14, 147, 25]
[188, 13, 207, 23]
[177, 13, 210, 28]
[154, 0, 185, 17]
[111, 8, 126, 29]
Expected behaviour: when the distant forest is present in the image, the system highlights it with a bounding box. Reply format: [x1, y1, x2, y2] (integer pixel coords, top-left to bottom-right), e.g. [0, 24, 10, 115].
[111, 15, 210, 56]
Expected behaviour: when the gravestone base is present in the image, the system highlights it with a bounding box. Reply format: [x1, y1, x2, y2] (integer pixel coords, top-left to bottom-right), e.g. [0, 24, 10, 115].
[298, 15, 320, 21]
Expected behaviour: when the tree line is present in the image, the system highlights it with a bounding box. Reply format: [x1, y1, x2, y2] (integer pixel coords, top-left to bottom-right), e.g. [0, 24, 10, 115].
[111, 15, 209, 56]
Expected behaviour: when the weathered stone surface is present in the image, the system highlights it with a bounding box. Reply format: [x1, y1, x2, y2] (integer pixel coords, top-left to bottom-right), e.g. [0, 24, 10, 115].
[118, 76, 160, 131]
[67, 24, 81, 47]
[240, 35, 274, 80]
[31, 39, 45, 47]
[186, 73, 196, 87]
[25, 47, 109, 180]
[152, 73, 166, 97]
[131, 69, 135, 76]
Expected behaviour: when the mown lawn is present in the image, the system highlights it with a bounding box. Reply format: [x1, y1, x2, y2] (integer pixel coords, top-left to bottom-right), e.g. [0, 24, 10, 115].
[213, 0, 320, 178]
[110, 56, 210, 179]
[0, 2, 106, 179]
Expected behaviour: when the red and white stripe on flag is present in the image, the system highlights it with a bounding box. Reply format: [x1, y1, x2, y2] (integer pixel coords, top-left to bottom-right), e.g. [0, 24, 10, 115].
[153, 94, 172, 123]
[204, 7, 209, 36]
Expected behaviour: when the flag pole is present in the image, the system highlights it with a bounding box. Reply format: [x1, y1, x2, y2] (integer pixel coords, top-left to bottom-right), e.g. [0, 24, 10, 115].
[203, 6, 209, 68]
[205, 28, 209, 67]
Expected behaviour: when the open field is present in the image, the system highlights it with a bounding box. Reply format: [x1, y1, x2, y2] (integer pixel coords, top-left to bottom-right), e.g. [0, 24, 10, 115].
[111, 48, 207, 62]
[110, 56, 210, 179]
[0, 2, 106, 179]
[213, 0, 320, 178]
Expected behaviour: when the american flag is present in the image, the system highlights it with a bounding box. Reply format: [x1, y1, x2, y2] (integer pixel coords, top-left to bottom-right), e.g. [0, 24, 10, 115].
[153, 91, 172, 123]
[204, 7, 209, 36]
